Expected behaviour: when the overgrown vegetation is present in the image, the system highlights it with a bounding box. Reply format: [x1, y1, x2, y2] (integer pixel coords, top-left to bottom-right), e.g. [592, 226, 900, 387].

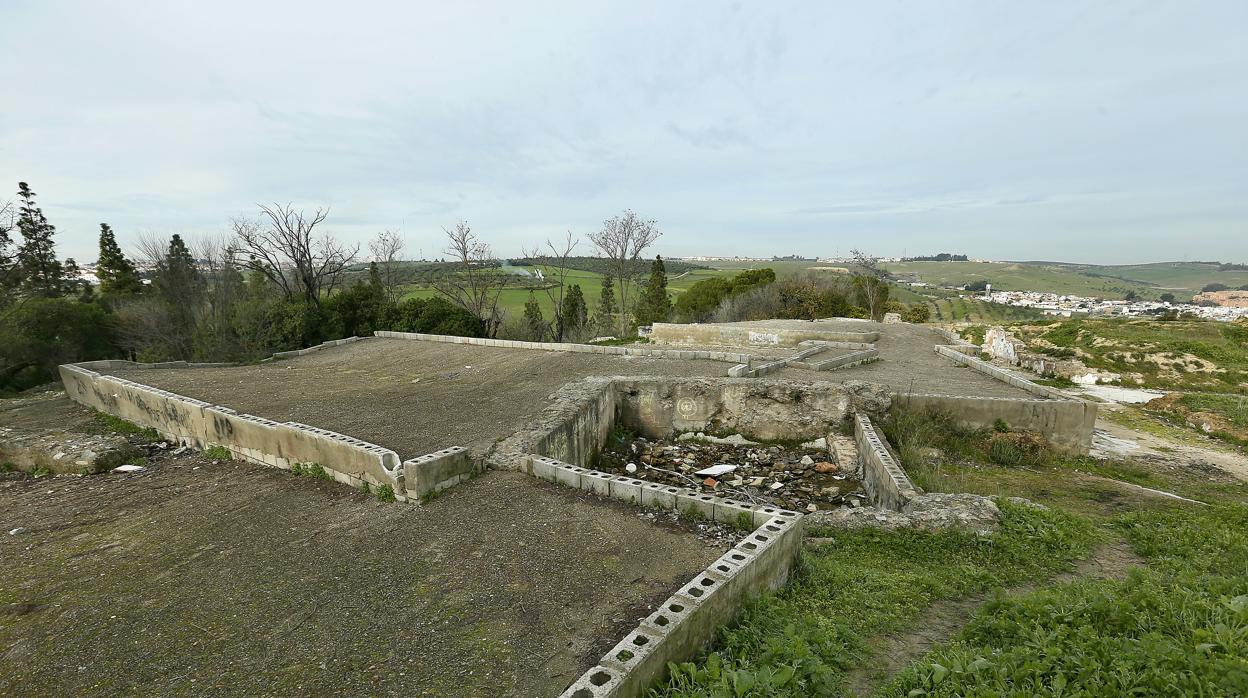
[882, 505, 1248, 697]
[1011, 317, 1248, 393]
[656, 502, 1098, 697]
[90, 410, 161, 441]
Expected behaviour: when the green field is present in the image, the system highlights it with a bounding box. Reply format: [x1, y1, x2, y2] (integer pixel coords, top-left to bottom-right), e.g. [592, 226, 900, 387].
[879, 260, 1248, 301]
[397, 265, 738, 321]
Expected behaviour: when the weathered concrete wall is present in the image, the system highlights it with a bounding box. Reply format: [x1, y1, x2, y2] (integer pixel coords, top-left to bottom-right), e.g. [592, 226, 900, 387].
[894, 393, 1097, 454]
[375, 330, 751, 364]
[264, 336, 366, 362]
[615, 377, 858, 442]
[403, 446, 479, 499]
[58, 363, 404, 491]
[527, 456, 804, 698]
[854, 414, 920, 511]
[934, 344, 1070, 400]
[649, 322, 877, 348]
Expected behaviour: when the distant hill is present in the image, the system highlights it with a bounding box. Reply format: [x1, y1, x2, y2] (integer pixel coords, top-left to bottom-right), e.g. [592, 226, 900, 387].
[878, 261, 1248, 300]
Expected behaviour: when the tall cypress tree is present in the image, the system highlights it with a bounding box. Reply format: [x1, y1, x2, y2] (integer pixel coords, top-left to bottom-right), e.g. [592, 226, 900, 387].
[154, 234, 202, 358]
[96, 223, 143, 296]
[522, 291, 546, 341]
[560, 283, 588, 340]
[15, 182, 65, 297]
[634, 255, 671, 326]
[594, 275, 617, 334]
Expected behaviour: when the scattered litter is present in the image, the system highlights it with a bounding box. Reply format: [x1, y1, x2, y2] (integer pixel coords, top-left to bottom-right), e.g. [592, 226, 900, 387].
[8, 527, 26, 536]
[702, 477, 719, 489]
[694, 464, 738, 477]
[112, 464, 146, 473]
[769, 481, 784, 491]
[624, 463, 638, 473]
[172, 446, 188, 456]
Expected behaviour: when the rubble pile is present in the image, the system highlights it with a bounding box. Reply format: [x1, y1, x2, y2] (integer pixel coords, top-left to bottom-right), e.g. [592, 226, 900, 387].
[598, 431, 863, 513]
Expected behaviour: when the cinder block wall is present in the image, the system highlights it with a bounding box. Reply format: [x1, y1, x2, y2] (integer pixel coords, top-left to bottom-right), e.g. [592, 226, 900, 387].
[58, 364, 402, 490]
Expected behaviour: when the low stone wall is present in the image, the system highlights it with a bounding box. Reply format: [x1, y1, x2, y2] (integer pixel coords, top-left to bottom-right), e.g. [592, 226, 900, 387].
[649, 322, 878, 348]
[934, 344, 1070, 400]
[526, 456, 803, 698]
[375, 331, 751, 364]
[854, 414, 920, 511]
[58, 363, 405, 493]
[263, 336, 366, 361]
[894, 392, 1097, 454]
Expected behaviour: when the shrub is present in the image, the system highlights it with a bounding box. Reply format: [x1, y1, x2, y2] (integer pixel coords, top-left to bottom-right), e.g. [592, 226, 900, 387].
[0, 297, 119, 392]
[376, 483, 396, 502]
[391, 297, 485, 337]
[901, 303, 931, 323]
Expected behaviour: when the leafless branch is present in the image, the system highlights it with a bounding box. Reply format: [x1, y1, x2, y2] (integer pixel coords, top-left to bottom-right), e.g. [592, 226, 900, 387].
[587, 210, 661, 336]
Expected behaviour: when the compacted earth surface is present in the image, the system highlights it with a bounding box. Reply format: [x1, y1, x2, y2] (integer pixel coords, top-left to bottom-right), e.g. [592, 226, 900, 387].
[0, 399, 733, 697]
[107, 337, 733, 460]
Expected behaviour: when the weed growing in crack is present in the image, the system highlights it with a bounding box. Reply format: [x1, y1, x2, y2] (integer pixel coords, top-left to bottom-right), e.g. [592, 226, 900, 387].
[376, 484, 396, 503]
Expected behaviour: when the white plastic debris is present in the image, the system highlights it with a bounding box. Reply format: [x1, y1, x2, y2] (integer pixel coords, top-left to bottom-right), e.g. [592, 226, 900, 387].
[8, 527, 26, 536]
[624, 463, 638, 473]
[111, 464, 146, 473]
[694, 464, 738, 477]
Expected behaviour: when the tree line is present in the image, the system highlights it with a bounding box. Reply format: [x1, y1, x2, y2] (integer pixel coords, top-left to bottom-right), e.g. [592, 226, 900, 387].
[0, 184, 924, 394]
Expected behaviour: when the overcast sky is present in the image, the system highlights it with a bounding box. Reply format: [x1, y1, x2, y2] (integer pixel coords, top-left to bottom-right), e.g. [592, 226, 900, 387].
[3, 0, 1245, 264]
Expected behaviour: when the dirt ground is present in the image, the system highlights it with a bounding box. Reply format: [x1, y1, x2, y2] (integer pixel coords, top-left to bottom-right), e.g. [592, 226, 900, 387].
[775, 321, 1034, 398]
[0, 411, 730, 697]
[109, 338, 734, 460]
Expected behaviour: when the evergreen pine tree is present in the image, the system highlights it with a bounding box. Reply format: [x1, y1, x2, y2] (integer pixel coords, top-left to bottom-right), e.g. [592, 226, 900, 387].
[594, 275, 617, 334]
[560, 284, 588, 340]
[97, 223, 143, 296]
[634, 255, 671, 326]
[154, 234, 202, 358]
[15, 182, 65, 297]
[522, 292, 546, 341]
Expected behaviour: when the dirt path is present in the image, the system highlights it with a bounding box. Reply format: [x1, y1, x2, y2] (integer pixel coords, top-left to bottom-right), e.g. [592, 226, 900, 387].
[842, 540, 1143, 696]
[1093, 409, 1248, 482]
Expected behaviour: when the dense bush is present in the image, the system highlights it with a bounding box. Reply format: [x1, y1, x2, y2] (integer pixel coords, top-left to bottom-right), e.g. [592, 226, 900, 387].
[391, 296, 485, 337]
[0, 298, 118, 392]
[711, 273, 862, 322]
[674, 268, 776, 321]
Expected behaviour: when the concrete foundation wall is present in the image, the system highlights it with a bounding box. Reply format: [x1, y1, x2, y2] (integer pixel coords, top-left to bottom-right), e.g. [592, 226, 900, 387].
[58, 363, 404, 491]
[854, 414, 920, 511]
[527, 456, 804, 698]
[615, 378, 854, 442]
[894, 392, 1097, 454]
[934, 344, 1069, 400]
[649, 322, 878, 348]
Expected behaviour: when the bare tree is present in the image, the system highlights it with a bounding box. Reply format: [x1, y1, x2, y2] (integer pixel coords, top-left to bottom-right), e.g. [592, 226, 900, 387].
[522, 231, 578, 341]
[432, 221, 508, 336]
[231, 204, 358, 307]
[850, 248, 889, 320]
[587, 210, 661, 336]
[0, 199, 17, 300]
[369, 229, 406, 302]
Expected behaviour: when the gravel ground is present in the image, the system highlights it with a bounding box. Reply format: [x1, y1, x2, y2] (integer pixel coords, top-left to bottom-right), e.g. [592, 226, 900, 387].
[0, 415, 730, 697]
[109, 338, 732, 460]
